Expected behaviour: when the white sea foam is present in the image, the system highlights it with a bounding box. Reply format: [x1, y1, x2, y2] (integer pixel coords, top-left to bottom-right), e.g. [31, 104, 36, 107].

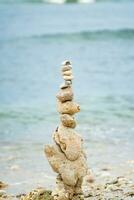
[78, 0, 95, 3]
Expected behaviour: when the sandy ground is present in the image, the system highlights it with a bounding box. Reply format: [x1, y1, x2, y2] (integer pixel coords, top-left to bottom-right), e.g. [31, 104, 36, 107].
[1, 174, 134, 200]
[1, 150, 134, 200]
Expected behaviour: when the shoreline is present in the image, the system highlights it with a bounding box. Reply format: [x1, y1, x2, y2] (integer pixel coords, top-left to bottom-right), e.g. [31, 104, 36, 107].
[1, 142, 134, 199]
[1, 177, 134, 200]
[1, 168, 134, 199]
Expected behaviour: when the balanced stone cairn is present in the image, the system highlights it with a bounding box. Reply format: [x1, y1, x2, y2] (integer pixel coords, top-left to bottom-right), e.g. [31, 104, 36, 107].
[45, 61, 92, 200]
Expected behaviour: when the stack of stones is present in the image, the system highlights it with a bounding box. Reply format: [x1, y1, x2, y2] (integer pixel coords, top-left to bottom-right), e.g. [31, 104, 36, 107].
[45, 61, 90, 200]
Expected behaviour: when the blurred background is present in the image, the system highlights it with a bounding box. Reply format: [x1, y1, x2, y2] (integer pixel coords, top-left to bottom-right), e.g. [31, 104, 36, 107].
[0, 0, 134, 196]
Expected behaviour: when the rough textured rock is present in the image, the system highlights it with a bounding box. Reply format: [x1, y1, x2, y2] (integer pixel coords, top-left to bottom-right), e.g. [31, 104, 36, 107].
[56, 87, 73, 103]
[3, 175, 134, 200]
[45, 144, 64, 173]
[57, 100, 80, 115]
[61, 114, 76, 128]
[45, 61, 90, 200]
[53, 125, 82, 161]
[0, 181, 8, 189]
[20, 188, 53, 200]
[45, 144, 87, 187]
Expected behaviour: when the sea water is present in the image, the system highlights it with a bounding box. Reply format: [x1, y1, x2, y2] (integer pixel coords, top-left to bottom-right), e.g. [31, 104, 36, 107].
[0, 0, 134, 194]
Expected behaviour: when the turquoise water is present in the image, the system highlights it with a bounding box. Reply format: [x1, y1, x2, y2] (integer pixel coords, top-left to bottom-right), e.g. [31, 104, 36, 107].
[0, 0, 134, 194]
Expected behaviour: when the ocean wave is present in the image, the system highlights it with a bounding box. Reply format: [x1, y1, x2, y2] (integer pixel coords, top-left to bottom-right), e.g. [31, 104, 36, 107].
[43, 0, 95, 3]
[0, 0, 133, 4]
[4, 28, 134, 42]
[0, 0, 96, 4]
[37, 28, 134, 40]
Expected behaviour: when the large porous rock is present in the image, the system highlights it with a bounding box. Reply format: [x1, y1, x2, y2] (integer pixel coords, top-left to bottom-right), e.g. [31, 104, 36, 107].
[44, 144, 88, 187]
[57, 100, 80, 115]
[45, 144, 64, 173]
[56, 87, 73, 103]
[53, 125, 82, 161]
[60, 114, 76, 128]
[52, 175, 73, 200]
[59, 151, 88, 187]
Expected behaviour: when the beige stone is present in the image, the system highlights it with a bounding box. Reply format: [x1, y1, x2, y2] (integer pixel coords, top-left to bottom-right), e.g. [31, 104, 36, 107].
[62, 65, 72, 72]
[60, 80, 72, 89]
[62, 70, 72, 76]
[57, 100, 80, 115]
[56, 87, 73, 103]
[53, 125, 82, 161]
[60, 154, 87, 186]
[60, 83, 70, 89]
[45, 60, 90, 200]
[65, 80, 72, 85]
[61, 60, 72, 73]
[63, 75, 74, 81]
[44, 144, 88, 187]
[0, 181, 8, 189]
[45, 144, 64, 173]
[61, 114, 76, 128]
[20, 188, 51, 200]
[52, 175, 73, 200]
[54, 181, 83, 200]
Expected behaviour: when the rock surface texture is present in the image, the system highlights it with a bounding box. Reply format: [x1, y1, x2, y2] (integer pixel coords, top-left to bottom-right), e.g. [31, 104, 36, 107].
[44, 61, 90, 200]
